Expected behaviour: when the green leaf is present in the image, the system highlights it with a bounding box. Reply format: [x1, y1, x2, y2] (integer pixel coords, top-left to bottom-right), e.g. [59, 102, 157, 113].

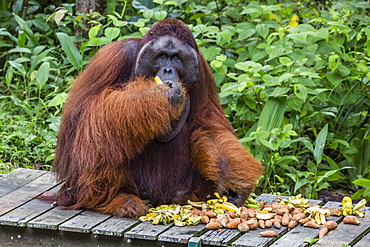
[260, 139, 275, 150]
[48, 92, 68, 107]
[352, 179, 370, 187]
[294, 178, 311, 193]
[132, 0, 155, 11]
[8, 47, 32, 53]
[56, 32, 82, 70]
[13, 13, 39, 46]
[279, 57, 293, 66]
[35, 62, 50, 91]
[258, 97, 286, 132]
[143, 9, 154, 19]
[328, 53, 340, 71]
[164, 0, 178, 5]
[154, 11, 167, 20]
[314, 124, 328, 164]
[105, 27, 120, 41]
[256, 24, 269, 39]
[287, 33, 307, 42]
[294, 84, 308, 101]
[287, 96, 303, 111]
[278, 73, 294, 83]
[8, 61, 26, 76]
[270, 87, 290, 97]
[199, 46, 221, 60]
[326, 72, 342, 86]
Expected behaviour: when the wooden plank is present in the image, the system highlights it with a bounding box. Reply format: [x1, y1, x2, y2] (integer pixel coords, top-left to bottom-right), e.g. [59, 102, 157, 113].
[0, 184, 61, 227]
[200, 229, 241, 246]
[313, 207, 370, 247]
[92, 216, 139, 236]
[353, 231, 370, 247]
[231, 225, 287, 247]
[0, 168, 46, 197]
[124, 221, 173, 240]
[27, 207, 82, 230]
[0, 171, 57, 216]
[158, 224, 206, 243]
[59, 210, 112, 233]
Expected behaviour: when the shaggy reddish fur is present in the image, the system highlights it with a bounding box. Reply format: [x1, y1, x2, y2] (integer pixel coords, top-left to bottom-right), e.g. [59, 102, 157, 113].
[51, 19, 263, 218]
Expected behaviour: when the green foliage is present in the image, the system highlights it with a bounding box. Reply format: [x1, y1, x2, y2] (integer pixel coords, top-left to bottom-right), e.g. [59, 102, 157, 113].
[0, 0, 369, 200]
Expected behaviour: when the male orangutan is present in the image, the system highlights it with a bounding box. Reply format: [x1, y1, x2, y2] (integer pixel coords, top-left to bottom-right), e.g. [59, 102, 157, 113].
[52, 18, 263, 218]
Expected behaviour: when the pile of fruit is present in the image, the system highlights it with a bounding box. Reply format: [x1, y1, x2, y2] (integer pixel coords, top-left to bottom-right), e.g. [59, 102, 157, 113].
[139, 193, 367, 238]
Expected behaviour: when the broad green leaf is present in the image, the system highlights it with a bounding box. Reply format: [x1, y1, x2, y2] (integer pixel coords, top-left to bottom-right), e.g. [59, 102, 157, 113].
[260, 139, 275, 150]
[328, 53, 340, 71]
[278, 73, 294, 83]
[240, 6, 261, 15]
[164, 0, 177, 5]
[279, 57, 293, 66]
[132, 0, 155, 11]
[294, 178, 311, 193]
[352, 179, 370, 187]
[13, 13, 39, 46]
[326, 72, 342, 86]
[35, 62, 50, 91]
[256, 24, 269, 39]
[8, 61, 26, 76]
[258, 97, 286, 132]
[251, 51, 267, 61]
[143, 9, 154, 19]
[105, 27, 120, 41]
[314, 124, 328, 164]
[5, 66, 14, 88]
[56, 32, 82, 70]
[199, 46, 221, 60]
[8, 47, 32, 53]
[154, 11, 167, 20]
[287, 33, 307, 42]
[88, 25, 101, 42]
[270, 87, 290, 97]
[114, 20, 128, 27]
[294, 84, 308, 101]
[211, 60, 222, 68]
[287, 96, 303, 111]
[238, 29, 256, 40]
[48, 92, 68, 107]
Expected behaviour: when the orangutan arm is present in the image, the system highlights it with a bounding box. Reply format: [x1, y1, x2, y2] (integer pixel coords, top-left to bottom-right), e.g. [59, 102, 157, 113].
[191, 128, 263, 206]
[73, 77, 186, 162]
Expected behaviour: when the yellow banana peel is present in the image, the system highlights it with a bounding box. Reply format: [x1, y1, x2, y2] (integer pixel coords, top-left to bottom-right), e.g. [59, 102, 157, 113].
[154, 76, 163, 84]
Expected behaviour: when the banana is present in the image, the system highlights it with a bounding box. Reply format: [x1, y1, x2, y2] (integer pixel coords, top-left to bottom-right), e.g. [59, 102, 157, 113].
[353, 199, 366, 211]
[155, 76, 163, 84]
[245, 203, 261, 209]
[213, 202, 240, 213]
[247, 197, 259, 205]
[339, 197, 367, 217]
[187, 200, 206, 208]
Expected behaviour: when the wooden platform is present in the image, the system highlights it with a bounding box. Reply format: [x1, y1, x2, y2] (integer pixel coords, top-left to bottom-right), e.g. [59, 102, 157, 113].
[0, 168, 369, 247]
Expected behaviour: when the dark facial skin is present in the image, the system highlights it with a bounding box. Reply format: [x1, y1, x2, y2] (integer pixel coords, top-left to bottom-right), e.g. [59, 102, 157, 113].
[135, 36, 200, 96]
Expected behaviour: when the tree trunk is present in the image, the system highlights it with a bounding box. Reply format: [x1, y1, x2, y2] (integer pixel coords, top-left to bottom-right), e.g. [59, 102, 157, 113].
[75, 0, 106, 39]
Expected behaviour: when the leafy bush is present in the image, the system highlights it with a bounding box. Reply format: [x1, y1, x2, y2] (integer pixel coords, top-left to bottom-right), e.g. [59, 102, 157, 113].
[0, 0, 369, 200]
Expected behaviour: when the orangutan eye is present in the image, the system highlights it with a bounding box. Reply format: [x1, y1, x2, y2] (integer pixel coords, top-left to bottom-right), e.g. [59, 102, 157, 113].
[172, 55, 180, 61]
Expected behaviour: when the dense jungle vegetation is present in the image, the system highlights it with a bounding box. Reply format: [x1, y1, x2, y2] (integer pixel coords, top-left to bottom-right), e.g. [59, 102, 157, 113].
[0, 0, 369, 200]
